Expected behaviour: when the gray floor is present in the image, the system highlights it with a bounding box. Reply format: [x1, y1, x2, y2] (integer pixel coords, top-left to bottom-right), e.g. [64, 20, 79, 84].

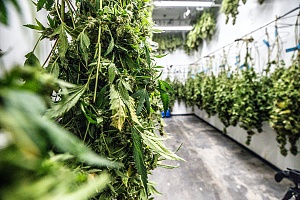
[150, 115, 292, 200]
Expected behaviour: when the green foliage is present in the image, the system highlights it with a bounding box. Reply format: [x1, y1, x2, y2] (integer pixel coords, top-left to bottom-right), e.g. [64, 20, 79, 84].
[25, 0, 182, 199]
[269, 59, 300, 156]
[183, 77, 197, 107]
[231, 67, 271, 144]
[168, 56, 299, 156]
[0, 66, 116, 199]
[152, 33, 184, 54]
[201, 74, 217, 117]
[185, 11, 216, 53]
[221, 0, 265, 25]
[214, 71, 236, 129]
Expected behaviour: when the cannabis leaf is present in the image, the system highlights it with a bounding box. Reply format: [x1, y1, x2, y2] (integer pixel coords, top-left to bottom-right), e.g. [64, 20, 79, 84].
[110, 85, 127, 131]
[104, 29, 114, 56]
[77, 30, 90, 64]
[24, 51, 41, 67]
[141, 130, 184, 161]
[46, 58, 60, 78]
[108, 64, 117, 83]
[132, 127, 148, 196]
[50, 24, 69, 59]
[46, 85, 86, 118]
[133, 89, 150, 115]
[37, 0, 47, 11]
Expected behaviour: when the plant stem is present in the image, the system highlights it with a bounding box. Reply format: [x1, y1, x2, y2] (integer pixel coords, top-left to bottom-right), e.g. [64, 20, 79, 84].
[65, 0, 75, 28]
[93, 0, 104, 103]
[94, 24, 102, 103]
[42, 38, 59, 67]
[61, 0, 65, 22]
[32, 35, 42, 52]
[83, 122, 90, 143]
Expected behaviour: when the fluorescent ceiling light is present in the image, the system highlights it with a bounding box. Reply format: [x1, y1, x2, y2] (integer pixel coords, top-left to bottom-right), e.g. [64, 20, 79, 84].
[153, 1, 213, 7]
[155, 26, 193, 31]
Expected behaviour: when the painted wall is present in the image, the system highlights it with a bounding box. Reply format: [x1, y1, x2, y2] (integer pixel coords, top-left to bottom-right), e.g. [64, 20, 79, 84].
[196, 0, 299, 72]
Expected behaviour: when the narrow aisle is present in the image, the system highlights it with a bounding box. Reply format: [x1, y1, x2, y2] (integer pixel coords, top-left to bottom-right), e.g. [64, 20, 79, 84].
[150, 115, 292, 200]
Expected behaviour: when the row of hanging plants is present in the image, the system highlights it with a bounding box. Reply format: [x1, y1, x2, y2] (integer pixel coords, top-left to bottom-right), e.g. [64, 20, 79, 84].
[1, 0, 181, 199]
[152, 33, 184, 54]
[185, 10, 217, 54]
[151, 0, 266, 54]
[167, 56, 300, 156]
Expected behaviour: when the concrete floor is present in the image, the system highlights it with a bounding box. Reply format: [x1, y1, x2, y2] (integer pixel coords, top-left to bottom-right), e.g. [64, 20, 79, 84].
[150, 115, 292, 200]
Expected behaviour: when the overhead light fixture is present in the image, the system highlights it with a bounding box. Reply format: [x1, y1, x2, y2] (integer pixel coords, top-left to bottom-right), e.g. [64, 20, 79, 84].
[155, 26, 193, 31]
[153, 1, 214, 7]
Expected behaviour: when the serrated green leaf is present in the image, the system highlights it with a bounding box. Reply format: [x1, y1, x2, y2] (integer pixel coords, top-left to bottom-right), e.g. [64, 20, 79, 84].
[104, 30, 114, 56]
[133, 89, 150, 115]
[47, 60, 60, 78]
[24, 51, 41, 67]
[96, 85, 108, 108]
[159, 80, 174, 92]
[35, 18, 45, 30]
[46, 85, 86, 118]
[77, 31, 90, 64]
[80, 103, 97, 124]
[160, 92, 169, 114]
[144, 45, 151, 67]
[108, 64, 116, 83]
[24, 24, 43, 31]
[154, 54, 168, 58]
[37, 0, 47, 11]
[135, 89, 146, 115]
[118, 81, 129, 101]
[141, 130, 184, 161]
[132, 127, 148, 196]
[110, 85, 127, 131]
[121, 79, 132, 92]
[59, 25, 69, 59]
[45, 0, 54, 10]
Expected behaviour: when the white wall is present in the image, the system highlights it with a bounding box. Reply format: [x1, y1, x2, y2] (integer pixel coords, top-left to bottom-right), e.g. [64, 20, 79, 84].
[0, 1, 50, 73]
[196, 0, 299, 72]
[156, 48, 197, 81]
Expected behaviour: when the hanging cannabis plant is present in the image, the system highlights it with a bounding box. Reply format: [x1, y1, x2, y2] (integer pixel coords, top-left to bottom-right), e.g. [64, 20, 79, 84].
[193, 72, 205, 109]
[153, 33, 184, 54]
[269, 58, 300, 156]
[164, 76, 176, 110]
[201, 73, 217, 117]
[25, 0, 182, 199]
[185, 10, 216, 53]
[183, 77, 197, 107]
[221, 0, 265, 25]
[214, 70, 236, 131]
[171, 78, 185, 104]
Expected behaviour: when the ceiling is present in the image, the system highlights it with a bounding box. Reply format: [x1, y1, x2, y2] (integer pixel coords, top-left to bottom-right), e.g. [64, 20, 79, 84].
[152, 0, 220, 31]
